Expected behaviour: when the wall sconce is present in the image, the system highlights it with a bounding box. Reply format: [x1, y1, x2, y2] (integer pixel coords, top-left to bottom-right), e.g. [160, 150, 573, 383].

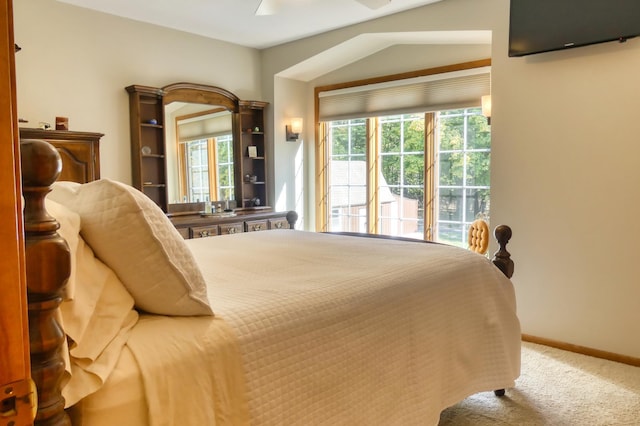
[286, 117, 303, 141]
[481, 95, 492, 125]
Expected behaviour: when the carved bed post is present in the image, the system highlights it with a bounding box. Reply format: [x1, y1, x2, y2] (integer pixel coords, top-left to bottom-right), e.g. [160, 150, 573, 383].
[20, 139, 71, 426]
[286, 210, 298, 229]
[491, 224, 514, 398]
[492, 225, 514, 279]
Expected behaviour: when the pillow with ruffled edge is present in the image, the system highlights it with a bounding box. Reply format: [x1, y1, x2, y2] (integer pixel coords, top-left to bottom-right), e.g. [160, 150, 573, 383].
[61, 179, 213, 316]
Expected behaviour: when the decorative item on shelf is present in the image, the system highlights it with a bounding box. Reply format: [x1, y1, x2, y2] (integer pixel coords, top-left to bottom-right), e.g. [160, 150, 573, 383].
[249, 175, 258, 183]
[285, 117, 303, 141]
[247, 145, 257, 158]
[38, 122, 51, 130]
[55, 116, 69, 131]
[251, 197, 261, 207]
[254, 126, 260, 132]
[141, 146, 152, 155]
[147, 119, 158, 125]
[244, 173, 252, 182]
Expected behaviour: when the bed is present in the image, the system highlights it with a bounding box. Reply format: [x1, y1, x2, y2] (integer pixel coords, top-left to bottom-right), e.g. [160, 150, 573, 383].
[21, 138, 520, 426]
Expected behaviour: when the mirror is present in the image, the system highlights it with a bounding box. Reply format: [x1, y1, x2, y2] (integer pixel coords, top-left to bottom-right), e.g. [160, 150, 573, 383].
[162, 83, 240, 207]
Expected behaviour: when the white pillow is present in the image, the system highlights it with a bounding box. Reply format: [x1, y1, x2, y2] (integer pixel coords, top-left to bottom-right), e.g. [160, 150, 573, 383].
[45, 198, 81, 300]
[60, 237, 138, 406]
[50, 181, 82, 206]
[63, 179, 213, 316]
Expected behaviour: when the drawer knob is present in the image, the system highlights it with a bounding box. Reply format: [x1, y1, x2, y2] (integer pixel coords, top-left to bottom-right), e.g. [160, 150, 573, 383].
[275, 222, 283, 229]
[228, 227, 236, 234]
[199, 230, 210, 237]
[253, 224, 262, 231]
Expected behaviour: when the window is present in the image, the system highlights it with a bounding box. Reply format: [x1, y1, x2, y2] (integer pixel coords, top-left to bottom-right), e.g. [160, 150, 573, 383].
[215, 134, 235, 201]
[316, 61, 491, 246]
[320, 107, 490, 245]
[436, 108, 490, 247]
[181, 135, 234, 203]
[184, 138, 210, 202]
[378, 114, 425, 239]
[328, 119, 367, 232]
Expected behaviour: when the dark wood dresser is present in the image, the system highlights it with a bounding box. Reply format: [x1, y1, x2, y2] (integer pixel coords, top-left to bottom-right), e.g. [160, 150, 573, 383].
[19, 127, 103, 183]
[169, 210, 298, 239]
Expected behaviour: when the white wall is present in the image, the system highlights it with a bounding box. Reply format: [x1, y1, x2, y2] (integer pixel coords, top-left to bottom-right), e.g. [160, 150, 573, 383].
[14, 0, 261, 184]
[14, 0, 640, 358]
[262, 0, 640, 358]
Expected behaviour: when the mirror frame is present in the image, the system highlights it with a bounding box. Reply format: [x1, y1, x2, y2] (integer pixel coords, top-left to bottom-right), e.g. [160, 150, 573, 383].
[162, 82, 241, 209]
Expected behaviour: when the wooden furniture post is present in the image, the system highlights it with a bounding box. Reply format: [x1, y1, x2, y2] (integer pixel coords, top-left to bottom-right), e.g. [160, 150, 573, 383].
[492, 225, 514, 279]
[21, 139, 72, 426]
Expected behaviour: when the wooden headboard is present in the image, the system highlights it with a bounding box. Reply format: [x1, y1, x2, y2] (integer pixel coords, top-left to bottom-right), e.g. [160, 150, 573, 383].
[19, 127, 103, 184]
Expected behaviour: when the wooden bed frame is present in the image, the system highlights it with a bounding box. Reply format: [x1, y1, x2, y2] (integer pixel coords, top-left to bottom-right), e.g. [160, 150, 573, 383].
[20, 139, 514, 425]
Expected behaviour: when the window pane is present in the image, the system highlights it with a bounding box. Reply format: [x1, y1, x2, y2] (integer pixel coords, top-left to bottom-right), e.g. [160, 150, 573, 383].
[439, 152, 463, 186]
[435, 108, 491, 248]
[438, 188, 463, 222]
[437, 222, 464, 246]
[216, 134, 234, 201]
[381, 116, 401, 153]
[466, 151, 491, 187]
[438, 115, 464, 151]
[467, 112, 491, 149]
[466, 188, 490, 222]
[327, 119, 368, 233]
[380, 155, 401, 186]
[185, 139, 209, 202]
[378, 114, 425, 239]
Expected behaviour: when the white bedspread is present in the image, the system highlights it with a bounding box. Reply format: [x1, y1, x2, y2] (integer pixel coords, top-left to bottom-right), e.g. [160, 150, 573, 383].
[175, 230, 521, 426]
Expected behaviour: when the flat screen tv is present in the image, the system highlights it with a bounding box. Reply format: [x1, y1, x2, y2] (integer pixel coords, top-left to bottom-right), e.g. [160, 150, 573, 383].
[509, 0, 640, 57]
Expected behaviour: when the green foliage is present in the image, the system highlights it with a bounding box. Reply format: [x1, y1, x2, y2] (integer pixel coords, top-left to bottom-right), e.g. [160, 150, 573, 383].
[331, 119, 366, 156]
[379, 115, 425, 200]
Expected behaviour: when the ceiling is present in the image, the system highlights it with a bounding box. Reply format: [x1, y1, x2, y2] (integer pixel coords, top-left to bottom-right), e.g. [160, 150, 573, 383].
[56, 0, 445, 49]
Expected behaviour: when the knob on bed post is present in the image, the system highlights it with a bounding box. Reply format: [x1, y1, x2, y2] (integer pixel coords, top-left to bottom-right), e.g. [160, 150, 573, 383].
[492, 225, 514, 279]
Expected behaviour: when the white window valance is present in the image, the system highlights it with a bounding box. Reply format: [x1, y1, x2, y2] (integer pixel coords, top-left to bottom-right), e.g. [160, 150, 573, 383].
[318, 66, 490, 121]
[178, 113, 232, 143]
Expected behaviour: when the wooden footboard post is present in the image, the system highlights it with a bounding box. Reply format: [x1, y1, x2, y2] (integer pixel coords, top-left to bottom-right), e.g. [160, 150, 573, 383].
[492, 224, 514, 398]
[20, 139, 71, 426]
[492, 225, 514, 279]
[286, 210, 298, 229]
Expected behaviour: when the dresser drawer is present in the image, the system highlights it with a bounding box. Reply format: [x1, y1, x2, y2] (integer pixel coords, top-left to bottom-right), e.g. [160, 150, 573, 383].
[269, 218, 290, 230]
[219, 222, 244, 235]
[190, 225, 220, 239]
[246, 219, 269, 232]
[176, 227, 190, 239]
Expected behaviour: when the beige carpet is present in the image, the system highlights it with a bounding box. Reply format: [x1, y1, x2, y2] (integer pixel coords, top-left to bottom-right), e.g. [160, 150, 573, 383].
[439, 342, 640, 425]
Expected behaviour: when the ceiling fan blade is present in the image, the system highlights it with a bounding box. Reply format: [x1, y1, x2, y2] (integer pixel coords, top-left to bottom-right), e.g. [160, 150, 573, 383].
[255, 0, 286, 15]
[354, 0, 391, 9]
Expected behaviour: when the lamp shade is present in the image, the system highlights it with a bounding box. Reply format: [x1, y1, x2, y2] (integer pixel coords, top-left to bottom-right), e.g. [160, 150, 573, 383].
[481, 95, 491, 118]
[290, 117, 303, 134]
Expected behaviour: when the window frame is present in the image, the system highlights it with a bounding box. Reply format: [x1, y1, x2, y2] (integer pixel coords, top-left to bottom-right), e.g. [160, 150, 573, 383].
[315, 60, 491, 237]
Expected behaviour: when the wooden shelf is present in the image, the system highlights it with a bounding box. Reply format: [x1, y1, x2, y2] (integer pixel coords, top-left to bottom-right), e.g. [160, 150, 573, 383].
[126, 84, 168, 212]
[236, 101, 269, 209]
